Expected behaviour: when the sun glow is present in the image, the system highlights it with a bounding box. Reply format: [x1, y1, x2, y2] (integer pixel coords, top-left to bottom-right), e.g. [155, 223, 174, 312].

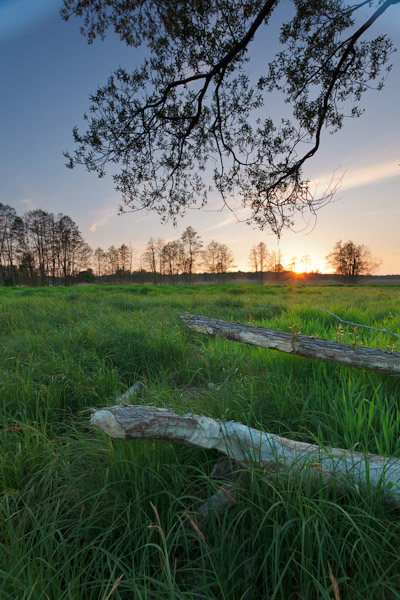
[283, 256, 329, 276]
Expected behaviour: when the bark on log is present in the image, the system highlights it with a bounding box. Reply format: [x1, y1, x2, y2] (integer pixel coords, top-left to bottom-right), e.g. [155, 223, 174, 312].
[181, 314, 400, 375]
[91, 405, 400, 502]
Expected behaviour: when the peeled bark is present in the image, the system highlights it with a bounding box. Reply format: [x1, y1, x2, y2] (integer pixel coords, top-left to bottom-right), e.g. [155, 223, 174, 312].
[181, 314, 400, 375]
[91, 405, 400, 502]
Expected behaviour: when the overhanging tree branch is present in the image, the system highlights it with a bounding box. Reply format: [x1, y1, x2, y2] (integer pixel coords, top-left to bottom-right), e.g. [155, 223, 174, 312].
[273, 0, 400, 190]
[62, 0, 399, 233]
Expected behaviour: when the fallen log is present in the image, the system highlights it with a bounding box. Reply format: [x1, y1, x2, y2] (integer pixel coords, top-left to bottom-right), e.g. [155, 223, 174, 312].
[91, 405, 400, 502]
[181, 314, 400, 375]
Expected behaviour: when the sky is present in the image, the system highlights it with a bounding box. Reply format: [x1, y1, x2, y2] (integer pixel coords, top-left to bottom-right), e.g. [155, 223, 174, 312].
[0, 0, 399, 274]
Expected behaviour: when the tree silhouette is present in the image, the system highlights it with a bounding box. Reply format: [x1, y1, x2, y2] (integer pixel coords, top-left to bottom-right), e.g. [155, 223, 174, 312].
[181, 226, 203, 283]
[249, 242, 269, 282]
[62, 0, 399, 234]
[326, 240, 381, 282]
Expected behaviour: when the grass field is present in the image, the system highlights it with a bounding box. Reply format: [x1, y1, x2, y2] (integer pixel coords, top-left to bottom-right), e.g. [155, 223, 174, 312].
[1, 283, 400, 599]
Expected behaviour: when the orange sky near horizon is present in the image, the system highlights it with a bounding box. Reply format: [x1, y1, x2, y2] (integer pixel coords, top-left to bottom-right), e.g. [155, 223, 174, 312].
[1, 1, 399, 277]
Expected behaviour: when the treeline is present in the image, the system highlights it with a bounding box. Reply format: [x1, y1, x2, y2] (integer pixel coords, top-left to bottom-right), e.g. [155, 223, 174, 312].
[141, 227, 235, 284]
[0, 204, 91, 286]
[92, 227, 236, 284]
[2, 203, 335, 287]
[0, 207, 239, 286]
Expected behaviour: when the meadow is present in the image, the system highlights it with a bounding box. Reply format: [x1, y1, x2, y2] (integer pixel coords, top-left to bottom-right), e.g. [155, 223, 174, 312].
[1, 283, 400, 599]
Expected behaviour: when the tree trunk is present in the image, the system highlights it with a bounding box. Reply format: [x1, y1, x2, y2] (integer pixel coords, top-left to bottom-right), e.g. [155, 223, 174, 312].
[181, 315, 400, 375]
[91, 405, 400, 503]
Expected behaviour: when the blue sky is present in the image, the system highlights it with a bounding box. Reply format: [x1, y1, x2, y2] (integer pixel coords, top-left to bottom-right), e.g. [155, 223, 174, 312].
[0, 0, 399, 273]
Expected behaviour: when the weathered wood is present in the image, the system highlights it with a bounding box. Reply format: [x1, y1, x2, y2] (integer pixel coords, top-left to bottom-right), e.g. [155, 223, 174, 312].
[181, 314, 400, 375]
[91, 405, 400, 502]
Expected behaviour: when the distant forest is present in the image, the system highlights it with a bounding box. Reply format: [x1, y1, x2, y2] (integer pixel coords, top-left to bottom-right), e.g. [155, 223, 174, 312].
[0, 203, 384, 287]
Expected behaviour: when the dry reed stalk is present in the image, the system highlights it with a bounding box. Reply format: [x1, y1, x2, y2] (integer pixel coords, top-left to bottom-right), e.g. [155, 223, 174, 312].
[104, 574, 124, 600]
[327, 561, 341, 600]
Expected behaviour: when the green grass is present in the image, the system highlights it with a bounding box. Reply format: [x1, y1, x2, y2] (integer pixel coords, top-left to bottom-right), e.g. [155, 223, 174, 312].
[1, 283, 400, 599]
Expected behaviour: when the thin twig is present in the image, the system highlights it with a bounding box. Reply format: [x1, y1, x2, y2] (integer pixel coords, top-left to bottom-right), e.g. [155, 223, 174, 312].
[311, 307, 400, 340]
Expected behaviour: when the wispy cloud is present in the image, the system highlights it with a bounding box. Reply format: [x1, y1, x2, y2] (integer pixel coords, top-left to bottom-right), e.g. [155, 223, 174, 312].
[90, 204, 153, 232]
[313, 158, 399, 195]
[204, 214, 238, 231]
[90, 205, 117, 232]
[342, 160, 399, 191]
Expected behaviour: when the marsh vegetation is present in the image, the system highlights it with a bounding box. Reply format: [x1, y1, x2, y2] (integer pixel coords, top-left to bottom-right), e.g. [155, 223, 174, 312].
[2, 284, 400, 599]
